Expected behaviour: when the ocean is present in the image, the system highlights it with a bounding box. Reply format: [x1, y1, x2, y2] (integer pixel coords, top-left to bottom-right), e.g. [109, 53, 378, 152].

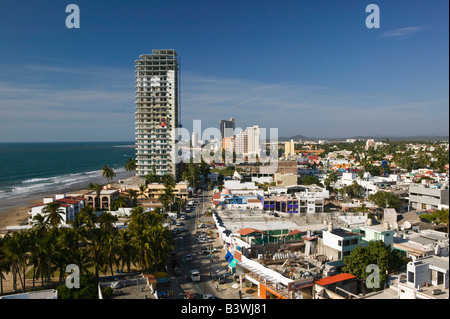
[0, 141, 136, 202]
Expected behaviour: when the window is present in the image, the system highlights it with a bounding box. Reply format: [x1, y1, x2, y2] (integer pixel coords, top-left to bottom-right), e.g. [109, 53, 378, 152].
[408, 271, 414, 283]
[338, 240, 342, 247]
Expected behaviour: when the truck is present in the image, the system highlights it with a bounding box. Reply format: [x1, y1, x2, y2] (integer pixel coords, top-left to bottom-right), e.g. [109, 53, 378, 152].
[190, 269, 200, 282]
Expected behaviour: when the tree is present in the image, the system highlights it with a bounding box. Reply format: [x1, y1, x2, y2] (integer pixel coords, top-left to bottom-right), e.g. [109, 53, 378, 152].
[160, 174, 176, 212]
[111, 196, 128, 210]
[42, 201, 65, 229]
[125, 157, 136, 173]
[126, 189, 139, 207]
[343, 240, 407, 292]
[138, 184, 148, 200]
[57, 272, 98, 299]
[369, 191, 402, 210]
[102, 165, 116, 184]
[301, 175, 321, 186]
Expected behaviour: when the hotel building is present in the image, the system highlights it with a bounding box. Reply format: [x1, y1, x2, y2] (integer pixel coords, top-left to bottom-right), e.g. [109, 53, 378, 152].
[135, 49, 180, 179]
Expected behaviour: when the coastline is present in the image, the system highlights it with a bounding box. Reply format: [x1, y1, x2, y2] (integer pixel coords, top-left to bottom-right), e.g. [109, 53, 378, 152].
[0, 170, 135, 232]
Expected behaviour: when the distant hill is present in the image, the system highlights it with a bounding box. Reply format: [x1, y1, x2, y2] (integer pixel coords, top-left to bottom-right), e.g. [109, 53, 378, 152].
[275, 135, 449, 142]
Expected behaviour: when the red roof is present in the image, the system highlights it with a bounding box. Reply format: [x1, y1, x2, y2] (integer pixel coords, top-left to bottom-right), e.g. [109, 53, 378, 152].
[314, 273, 356, 286]
[289, 229, 301, 235]
[237, 228, 264, 236]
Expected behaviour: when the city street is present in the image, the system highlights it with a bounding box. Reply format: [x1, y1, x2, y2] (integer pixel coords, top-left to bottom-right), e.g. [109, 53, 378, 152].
[167, 188, 257, 299]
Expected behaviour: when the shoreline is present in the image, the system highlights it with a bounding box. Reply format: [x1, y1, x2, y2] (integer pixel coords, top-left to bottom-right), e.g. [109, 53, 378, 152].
[0, 171, 135, 232]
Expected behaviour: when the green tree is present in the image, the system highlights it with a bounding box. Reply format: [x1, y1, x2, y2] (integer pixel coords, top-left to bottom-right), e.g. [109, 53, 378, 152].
[126, 189, 139, 207]
[102, 165, 116, 184]
[57, 272, 98, 299]
[138, 184, 148, 200]
[301, 175, 321, 186]
[41, 201, 65, 229]
[125, 157, 137, 173]
[343, 240, 407, 292]
[369, 191, 402, 210]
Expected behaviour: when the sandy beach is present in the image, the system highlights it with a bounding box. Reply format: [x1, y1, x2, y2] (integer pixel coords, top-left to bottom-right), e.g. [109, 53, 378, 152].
[0, 170, 135, 233]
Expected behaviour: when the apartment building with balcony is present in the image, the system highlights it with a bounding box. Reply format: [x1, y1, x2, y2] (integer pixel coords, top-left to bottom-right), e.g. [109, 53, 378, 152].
[135, 49, 180, 180]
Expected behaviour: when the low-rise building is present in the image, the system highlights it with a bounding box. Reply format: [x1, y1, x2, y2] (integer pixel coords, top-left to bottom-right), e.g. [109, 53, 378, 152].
[398, 255, 449, 299]
[29, 194, 86, 224]
[408, 184, 449, 211]
[84, 189, 119, 211]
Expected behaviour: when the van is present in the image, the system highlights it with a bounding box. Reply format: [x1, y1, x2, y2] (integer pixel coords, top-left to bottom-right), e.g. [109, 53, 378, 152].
[190, 269, 200, 282]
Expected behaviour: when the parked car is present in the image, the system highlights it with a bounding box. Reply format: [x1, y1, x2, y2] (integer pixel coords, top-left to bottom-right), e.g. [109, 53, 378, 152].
[203, 294, 215, 299]
[185, 254, 192, 262]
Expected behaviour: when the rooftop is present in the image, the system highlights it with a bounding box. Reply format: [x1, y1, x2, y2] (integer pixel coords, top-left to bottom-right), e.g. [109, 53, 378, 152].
[314, 273, 356, 286]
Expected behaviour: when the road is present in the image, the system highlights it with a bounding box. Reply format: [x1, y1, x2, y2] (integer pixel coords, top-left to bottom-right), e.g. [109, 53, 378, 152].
[168, 187, 253, 299]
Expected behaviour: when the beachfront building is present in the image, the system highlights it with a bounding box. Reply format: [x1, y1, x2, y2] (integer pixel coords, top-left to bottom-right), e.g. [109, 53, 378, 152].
[135, 49, 180, 180]
[84, 190, 119, 211]
[28, 194, 86, 224]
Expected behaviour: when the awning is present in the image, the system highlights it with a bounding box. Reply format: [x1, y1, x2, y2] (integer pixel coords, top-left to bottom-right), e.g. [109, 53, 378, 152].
[225, 251, 233, 262]
[156, 277, 170, 284]
[228, 258, 239, 268]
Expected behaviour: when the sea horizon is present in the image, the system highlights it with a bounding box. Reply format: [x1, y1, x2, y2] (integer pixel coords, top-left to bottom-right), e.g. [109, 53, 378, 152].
[0, 141, 136, 204]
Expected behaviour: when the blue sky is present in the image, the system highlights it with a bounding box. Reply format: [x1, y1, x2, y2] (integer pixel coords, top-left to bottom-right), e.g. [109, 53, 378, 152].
[0, 0, 448, 142]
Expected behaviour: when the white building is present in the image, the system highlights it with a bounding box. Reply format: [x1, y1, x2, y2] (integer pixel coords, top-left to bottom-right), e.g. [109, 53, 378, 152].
[247, 125, 261, 158]
[338, 172, 400, 196]
[28, 194, 86, 225]
[409, 184, 449, 211]
[135, 49, 180, 179]
[398, 256, 449, 299]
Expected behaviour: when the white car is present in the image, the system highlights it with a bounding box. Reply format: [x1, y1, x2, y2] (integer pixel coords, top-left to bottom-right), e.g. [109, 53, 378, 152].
[203, 294, 214, 299]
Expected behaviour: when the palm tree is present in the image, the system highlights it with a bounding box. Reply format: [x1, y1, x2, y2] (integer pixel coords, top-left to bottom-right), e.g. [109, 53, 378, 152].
[102, 165, 116, 184]
[2, 232, 28, 292]
[0, 236, 10, 295]
[127, 189, 139, 207]
[42, 201, 64, 229]
[31, 213, 51, 236]
[138, 184, 148, 201]
[116, 229, 136, 273]
[111, 196, 128, 211]
[125, 157, 137, 173]
[98, 211, 118, 235]
[88, 228, 108, 278]
[160, 174, 176, 212]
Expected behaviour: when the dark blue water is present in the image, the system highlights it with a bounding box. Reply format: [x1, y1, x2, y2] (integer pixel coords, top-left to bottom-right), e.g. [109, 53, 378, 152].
[0, 142, 136, 200]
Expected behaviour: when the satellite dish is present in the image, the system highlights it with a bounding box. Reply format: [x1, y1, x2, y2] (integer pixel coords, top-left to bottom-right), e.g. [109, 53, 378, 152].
[403, 221, 412, 229]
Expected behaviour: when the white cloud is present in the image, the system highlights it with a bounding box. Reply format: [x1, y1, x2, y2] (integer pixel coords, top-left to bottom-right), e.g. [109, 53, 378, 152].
[381, 26, 427, 38]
